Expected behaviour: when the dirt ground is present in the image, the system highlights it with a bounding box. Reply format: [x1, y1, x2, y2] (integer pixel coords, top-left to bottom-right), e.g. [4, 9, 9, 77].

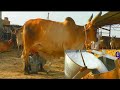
[0, 49, 120, 79]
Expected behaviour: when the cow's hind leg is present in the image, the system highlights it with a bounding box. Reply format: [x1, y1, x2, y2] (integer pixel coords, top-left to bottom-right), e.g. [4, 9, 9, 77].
[17, 45, 20, 57]
[21, 50, 30, 75]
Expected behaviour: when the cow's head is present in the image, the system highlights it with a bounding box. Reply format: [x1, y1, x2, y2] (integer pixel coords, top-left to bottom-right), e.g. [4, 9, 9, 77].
[111, 36, 116, 41]
[15, 27, 23, 36]
[84, 11, 102, 43]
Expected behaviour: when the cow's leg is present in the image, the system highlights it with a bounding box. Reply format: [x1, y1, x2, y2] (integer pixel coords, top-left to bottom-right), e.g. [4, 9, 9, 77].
[21, 50, 30, 75]
[20, 45, 23, 54]
[24, 55, 31, 75]
[17, 45, 20, 56]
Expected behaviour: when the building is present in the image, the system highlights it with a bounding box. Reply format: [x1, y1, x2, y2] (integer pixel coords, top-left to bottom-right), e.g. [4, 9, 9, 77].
[2, 17, 10, 25]
[0, 12, 3, 29]
[0, 12, 21, 40]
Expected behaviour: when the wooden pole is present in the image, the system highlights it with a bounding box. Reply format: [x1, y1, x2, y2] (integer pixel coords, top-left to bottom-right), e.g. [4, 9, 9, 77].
[47, 13, 49, 20]
[100, 30, 102, 36]
[109, 25, 111, 37]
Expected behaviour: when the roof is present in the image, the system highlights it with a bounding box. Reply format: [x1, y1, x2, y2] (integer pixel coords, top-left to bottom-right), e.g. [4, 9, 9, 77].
[3, 24, 22, 28]
[94, 11, 120, 28]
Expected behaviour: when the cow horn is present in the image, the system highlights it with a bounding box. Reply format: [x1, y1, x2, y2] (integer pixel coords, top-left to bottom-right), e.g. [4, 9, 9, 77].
[88, 14, 93, 22]
[92, 11, 102, 24]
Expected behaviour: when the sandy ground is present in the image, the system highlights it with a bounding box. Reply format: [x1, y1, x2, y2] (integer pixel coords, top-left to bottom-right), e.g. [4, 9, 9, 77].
[0, 49, 120, 79]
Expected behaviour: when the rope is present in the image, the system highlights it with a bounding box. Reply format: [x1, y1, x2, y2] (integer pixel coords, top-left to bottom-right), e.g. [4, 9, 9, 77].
[84, 25, 88, 49]
[79, 50, 87, 68]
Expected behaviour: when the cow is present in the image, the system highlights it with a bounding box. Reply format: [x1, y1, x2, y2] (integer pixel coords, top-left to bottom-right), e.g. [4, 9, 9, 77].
[110, 36, 120, 49]
[101, 36, 111, 49]
[0, 39, 13, 53]
[99, 36, 105, 49]
[15, 27, 23, 56]
[21, 12, 102, 74]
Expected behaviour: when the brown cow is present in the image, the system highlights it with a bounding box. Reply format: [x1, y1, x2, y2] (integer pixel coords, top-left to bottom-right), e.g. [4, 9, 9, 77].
[99, 36, 105, 49]
[110, 36, 120, 49]
[0, 39, 13, 53]
[21, 12, 102, 74]
[15, 27, 23, 56]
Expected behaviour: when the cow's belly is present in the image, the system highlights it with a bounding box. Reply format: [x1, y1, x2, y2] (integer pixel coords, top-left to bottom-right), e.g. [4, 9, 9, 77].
[29, 37, 82, 57]
[30, 41, 64, 57]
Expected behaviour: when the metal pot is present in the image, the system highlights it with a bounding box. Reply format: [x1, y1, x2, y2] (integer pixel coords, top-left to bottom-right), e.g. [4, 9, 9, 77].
[64, 50, 90, 79]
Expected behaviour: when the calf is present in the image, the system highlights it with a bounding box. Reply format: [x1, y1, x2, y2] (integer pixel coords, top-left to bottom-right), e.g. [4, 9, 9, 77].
[99, 37, 105, 49]
[15, 28, 23, 56]
[0, 39, 13, 53]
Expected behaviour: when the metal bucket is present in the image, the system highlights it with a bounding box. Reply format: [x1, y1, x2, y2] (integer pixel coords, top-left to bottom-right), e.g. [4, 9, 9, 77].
[64, 50, 90, 79]
[91, 57, 119, 79]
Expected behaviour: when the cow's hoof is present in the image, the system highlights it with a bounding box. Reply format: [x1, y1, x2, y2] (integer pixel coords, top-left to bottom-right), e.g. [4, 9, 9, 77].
[39, 68, 46, 72]
[24, 68, 30, 75]
[24, 71, 30, 75]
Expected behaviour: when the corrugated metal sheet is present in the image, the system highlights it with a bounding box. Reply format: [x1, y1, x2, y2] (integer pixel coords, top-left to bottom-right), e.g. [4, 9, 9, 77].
[94, 11, 120, 28]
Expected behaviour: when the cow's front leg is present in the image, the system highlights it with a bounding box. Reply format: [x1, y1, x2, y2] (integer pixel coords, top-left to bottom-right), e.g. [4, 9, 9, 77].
[24, 57, 31, 75]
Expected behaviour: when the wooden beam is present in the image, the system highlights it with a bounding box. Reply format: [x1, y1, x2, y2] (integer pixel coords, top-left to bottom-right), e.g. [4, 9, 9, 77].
[100, 27, 110, 31]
